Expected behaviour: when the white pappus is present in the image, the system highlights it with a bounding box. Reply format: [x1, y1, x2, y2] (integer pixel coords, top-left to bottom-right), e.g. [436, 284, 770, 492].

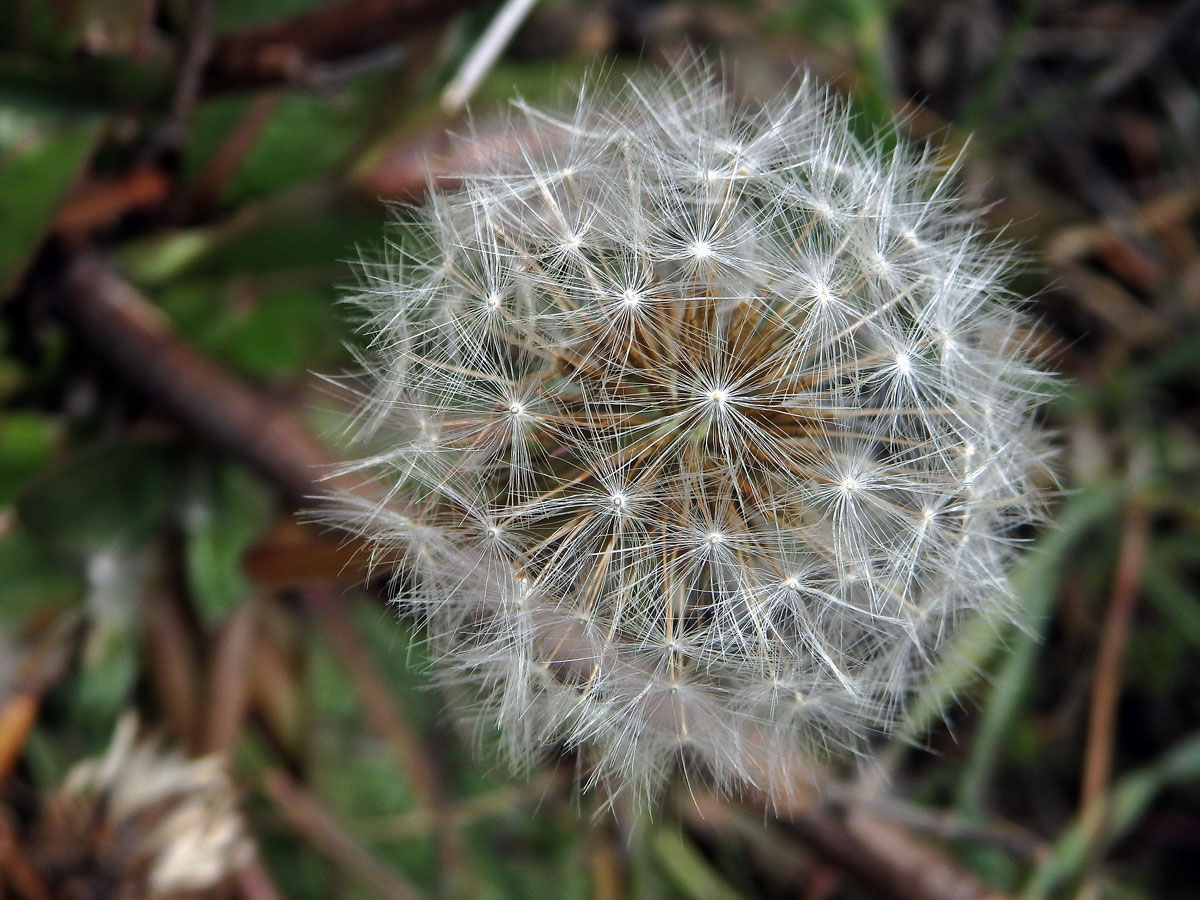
[331, 60, 1056, 805]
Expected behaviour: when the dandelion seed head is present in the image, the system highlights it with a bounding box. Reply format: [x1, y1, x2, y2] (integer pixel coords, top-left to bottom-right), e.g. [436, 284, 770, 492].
[331, 59, 1056, 806]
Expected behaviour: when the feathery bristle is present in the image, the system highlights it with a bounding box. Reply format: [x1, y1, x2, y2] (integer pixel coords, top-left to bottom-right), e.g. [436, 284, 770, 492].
[331, 60, 1055, 805]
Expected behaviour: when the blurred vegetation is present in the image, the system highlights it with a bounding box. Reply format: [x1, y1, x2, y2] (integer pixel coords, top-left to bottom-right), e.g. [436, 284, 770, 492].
[1, 1, 1199, 898]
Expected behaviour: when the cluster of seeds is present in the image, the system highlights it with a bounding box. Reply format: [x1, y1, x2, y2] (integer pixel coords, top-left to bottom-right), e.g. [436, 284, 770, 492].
[336, 64, 1054, 801]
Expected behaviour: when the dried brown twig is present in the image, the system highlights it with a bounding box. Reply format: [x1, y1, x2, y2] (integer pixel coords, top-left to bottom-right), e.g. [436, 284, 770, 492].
[53, 169, 172, 236]
[301, 589, 475, 897]
[785, 801, 1012, 900]
[204, 0, 477, 91]
[264, 769, 425, 900]
[0, 814, 53, 900]
[0, 621, 76, 782]
[1081, 499, 1152, 817]
[53, 253, 357, 504]
[684, 790, 1015, 900]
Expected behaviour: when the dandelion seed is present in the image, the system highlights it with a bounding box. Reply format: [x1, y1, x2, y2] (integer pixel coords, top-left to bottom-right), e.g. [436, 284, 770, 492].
[330, 58, 1056, 806]
[31, 714, 253, 897]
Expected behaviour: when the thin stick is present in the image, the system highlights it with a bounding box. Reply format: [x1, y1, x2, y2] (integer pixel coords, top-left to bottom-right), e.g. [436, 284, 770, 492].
[441, 0, 540, 114]
[685, 743, 1018, 900]
[1080, 500, 1152, 816]
[148, 0, 213, 156]
[236, 860, 289, 900]
[715, 789, 1015, 900]
[205, 598, 260, 755]
[0, 621, 76, 781]
[180, 89, 282, 220]
[264, 770, 425, 900]
[0, 815, 52, 900]
[205, 0, 476, 91]
[302, 589, 473, 895]
[54, 169, 171, 235]
[144, 579, 204, 750]
[0, 695, 40, 784]
[54, 254, 362, 504]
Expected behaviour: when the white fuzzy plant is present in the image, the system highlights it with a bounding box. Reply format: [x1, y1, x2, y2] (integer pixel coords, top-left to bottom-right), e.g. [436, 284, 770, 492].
[333, 61, 1055, 804]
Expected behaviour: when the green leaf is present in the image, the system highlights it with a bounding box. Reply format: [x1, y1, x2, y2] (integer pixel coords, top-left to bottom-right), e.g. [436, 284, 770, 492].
[1023, 731, 1200, 900]
[0, 108, 101, 296]
[212, 0, 331, 32]
[182, 462, 276, 621]
[954, 480, 1127, 818]
[117, 185, 384, 284]
[17, 439, 176, 557]
[0, 523, 84, 626]
[1142, 561, 1200, 652]
[654, 828, 747, 900]
[70, 621, 139, 729]
[226, 284, 344, 375]
[115, 228, 214, 285]
[156, 277, 346, 379]
[184, 87, 371, 209]
[308, 618, 417, 812]
[0, 411, 58, 505]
